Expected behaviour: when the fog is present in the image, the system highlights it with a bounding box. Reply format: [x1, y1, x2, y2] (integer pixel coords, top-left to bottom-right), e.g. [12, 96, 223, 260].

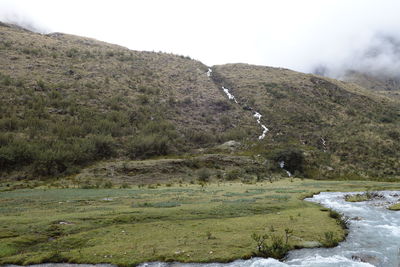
[1, 0, 400, 78]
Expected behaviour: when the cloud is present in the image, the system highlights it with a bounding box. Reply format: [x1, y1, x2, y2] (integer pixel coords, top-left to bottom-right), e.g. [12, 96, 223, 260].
[1, 0, 400, 78]
[316, 32, 400, 78]
[0, 1, 50, 33]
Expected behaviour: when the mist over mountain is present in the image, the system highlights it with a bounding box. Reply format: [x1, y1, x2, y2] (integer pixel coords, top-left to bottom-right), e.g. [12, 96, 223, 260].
[0, 10, 48, 34]
[313, 33, 400, 80]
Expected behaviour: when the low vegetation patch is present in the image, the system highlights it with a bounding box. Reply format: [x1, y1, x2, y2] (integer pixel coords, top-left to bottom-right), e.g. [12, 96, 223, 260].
[344, 191, 383, 202]
[388, 203, 400, 211]
[252, 227, 293, 259]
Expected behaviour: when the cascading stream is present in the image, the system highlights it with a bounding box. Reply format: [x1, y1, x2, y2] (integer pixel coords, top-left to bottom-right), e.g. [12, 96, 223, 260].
[207, 68, 269, 140]
[279, 161, 292, 177]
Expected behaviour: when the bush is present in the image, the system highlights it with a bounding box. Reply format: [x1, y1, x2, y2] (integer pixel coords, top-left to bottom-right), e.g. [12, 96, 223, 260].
[197, 168, 211, 182]
[36, 79, 46, 90]
[219, 127, 248, 142]
[321, 231, 339, 247]
[137, 94, 149, 104]
[225, 169, 242, 181]
[66, 48, 79, 58]
[103, 181, 113, 188]
[186, 129, 215, 145]
[0, 117, 20, 131]
[127, 134, 171, 159]
[0, 139, 35, 169]
[252, 228, 293, 259]
[87, 135, 116, 159]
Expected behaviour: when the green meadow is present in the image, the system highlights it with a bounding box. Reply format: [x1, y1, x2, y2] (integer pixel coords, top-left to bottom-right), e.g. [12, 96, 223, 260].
[1, 179, 399, 266]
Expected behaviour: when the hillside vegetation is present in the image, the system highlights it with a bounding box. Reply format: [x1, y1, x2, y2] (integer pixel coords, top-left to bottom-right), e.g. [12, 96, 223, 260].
[212, 64, 400, 179]
[0, 23, 256, 178]
[0, 22, 399, 181]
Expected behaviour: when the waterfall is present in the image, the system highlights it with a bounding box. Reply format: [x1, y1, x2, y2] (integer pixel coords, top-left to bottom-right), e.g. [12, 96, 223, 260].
[206, 68, 269, 140]
[279, 161, 292, 177]
[206, 68, 212, 77]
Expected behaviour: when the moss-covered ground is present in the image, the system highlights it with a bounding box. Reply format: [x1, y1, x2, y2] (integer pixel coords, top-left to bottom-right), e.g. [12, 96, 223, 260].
[1, 179, 399, 266]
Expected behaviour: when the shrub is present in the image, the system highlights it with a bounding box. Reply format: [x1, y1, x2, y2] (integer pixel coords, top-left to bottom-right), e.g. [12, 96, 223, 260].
[66, 48, 79, 58]
[120, 183, 130, 189]
[2, 74, 12, 86]
[219, 127, 248, 142]
[321, 231, 339, 247]
[103, 181, 113, 188]
[252, 227, 293, 259]
[127, 134, 171, 159]
[197, 168, 211, 182]
[36, 79, 46, 90]
[220, 115, 231, 128]
[329, 209, 349, 229]
[186, 129, 215, 145]
[387, 130, 400, 141]
[225, 169, 242, 181]
[0, 139, 34, 169]
[87, 135, 117, 159]
[0, 117, 20, 131]
[137, 94, 149, 104]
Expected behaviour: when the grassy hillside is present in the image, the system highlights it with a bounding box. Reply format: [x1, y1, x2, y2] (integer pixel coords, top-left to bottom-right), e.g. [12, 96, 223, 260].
[0, 23, 256, 178]
[212, 64, 400, 179]
[0, 22, 399, 181]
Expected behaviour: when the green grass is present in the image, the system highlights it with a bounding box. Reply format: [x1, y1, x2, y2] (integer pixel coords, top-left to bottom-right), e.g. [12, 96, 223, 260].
[0, 179, 399, 265]
[344, 192, 383, 202]
[388, 203, 400, 210]
[344, 193, 371, 202]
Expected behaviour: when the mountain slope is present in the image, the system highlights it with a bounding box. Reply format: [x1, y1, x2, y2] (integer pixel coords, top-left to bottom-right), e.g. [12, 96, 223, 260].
[0, 22, 399, 180]
[341, 71, 400, 100]
[211, 64, 400, 178]
[0, 23, 256, 177]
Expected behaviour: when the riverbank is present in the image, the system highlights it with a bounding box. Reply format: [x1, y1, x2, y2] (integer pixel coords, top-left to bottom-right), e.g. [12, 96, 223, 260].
[1, 179, 399, 266]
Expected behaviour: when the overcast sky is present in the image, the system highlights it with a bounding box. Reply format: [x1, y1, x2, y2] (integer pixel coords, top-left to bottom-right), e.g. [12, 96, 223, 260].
[1, 0, 400, 76]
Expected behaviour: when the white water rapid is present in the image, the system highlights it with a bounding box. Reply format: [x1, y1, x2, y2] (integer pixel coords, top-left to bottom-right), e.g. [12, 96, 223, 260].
[321, 138, 327, 152]
[139, 191, 400, 267]
[222, 86, 238, 104]
[207, 68, 212, 77]
[279, 161, 292, 177]
[253, 112, 269, 140]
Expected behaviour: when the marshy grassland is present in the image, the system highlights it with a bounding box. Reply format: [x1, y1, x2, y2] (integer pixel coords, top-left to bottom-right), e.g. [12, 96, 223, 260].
[1, 178, 399, 266]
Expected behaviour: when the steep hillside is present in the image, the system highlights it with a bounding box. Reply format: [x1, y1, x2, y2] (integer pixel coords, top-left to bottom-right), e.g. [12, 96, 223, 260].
[0, 22, 399, 181]
[211, 64, 400, 179]
[0, 23, 256, 177]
